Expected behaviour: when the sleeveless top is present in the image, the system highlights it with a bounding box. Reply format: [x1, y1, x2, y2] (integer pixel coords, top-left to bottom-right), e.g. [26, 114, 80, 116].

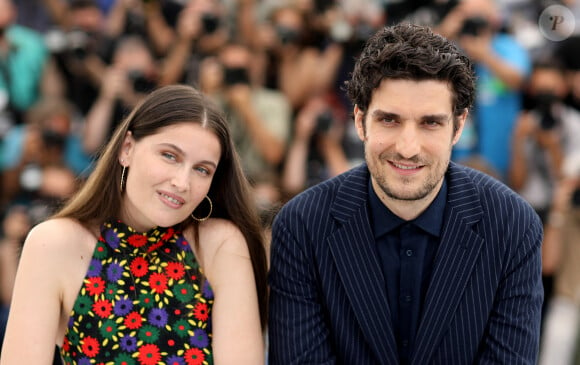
[60, 220, 214, 365]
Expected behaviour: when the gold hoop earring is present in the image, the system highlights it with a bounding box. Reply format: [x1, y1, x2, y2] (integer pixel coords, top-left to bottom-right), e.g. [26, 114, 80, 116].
[120, 165, 127, 192]
[191, 196, 213, 222]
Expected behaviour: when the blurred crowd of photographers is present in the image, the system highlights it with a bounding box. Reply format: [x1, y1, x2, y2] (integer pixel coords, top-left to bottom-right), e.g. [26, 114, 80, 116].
[1, 0, 580, 363]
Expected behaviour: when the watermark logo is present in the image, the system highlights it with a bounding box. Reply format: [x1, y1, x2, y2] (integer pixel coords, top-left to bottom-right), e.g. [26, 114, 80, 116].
[538, 4, 576, 41]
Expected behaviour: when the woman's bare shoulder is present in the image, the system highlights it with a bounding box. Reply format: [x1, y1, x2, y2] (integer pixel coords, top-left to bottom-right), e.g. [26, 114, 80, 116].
[25, 217, 99, 255]
[198, 218, 249, 257]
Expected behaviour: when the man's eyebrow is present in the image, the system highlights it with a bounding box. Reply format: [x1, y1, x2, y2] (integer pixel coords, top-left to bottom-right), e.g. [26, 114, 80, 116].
[371, 110, 451, 122]
[371, 110, 400, 119]
[421, 114, 452, 123]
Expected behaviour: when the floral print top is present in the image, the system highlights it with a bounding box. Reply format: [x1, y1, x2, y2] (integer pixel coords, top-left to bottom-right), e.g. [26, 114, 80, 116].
[60, 220, 214, 365]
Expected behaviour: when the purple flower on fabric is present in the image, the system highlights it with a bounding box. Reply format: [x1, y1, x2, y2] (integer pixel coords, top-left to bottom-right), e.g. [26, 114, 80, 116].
[104, 228, 121, 249]
[78, 358, 91, 365]
[175, 236, 191, 251]
[119, 334, 138, 352]
[148, 307, 168, 327]
[189, 329, 209, 348]
[113, 297, 133, 316]
[166, 355, 186, 365]
[86, 258, 102, 277]
[202, 280, 214, 299]
[106, 262, 123, 282]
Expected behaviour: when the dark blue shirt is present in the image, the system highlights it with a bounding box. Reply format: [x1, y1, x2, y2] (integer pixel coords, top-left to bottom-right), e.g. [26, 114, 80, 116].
[368, 178, 447, 364]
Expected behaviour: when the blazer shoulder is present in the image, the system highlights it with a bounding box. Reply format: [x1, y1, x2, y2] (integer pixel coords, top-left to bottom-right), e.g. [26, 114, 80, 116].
[449, 162, 541, 226]
[277, 165, 366, 213]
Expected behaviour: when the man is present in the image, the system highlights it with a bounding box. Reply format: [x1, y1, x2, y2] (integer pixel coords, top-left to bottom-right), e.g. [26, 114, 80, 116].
[268, 23, 543, 364]
[437, 0, 531, 180]
[0, 0, 49, 126]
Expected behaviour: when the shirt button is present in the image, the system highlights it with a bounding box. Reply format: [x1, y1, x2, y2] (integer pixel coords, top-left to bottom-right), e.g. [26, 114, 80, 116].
[406, 249, 413, 257]
[405, 295, 412, 302]
[402, 340, 409, 347]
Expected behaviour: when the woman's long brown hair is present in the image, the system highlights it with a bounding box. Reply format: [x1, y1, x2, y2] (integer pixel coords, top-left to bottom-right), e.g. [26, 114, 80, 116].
[53, 85, 268, 329]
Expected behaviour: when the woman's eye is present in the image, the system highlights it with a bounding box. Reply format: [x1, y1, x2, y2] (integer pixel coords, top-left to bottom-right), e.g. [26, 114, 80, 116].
[194, 166, 210, 175]
[162, 152, 177, 160]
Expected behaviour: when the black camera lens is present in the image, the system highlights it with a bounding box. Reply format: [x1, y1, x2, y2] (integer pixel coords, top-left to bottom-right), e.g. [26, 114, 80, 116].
[201, 13, 219, 34]
[223, 67, 250, 86]
[572, 188, 580, 207]
[535, 92, 559, 130]
[276, 26, 300, 45]
[127, 70, 156, 93]
[315, 110, 333, 133]
[42, 130, 66, 148]
[460, 16, 489, 36]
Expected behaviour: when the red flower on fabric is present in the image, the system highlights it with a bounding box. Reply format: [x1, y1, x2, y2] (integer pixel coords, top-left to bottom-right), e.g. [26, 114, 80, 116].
[165, 262, 185, 280]
[192, 302, 209, 322]
[130, 257, 149, 277]
[124, 311, 144, 329]
[81, 336, 100, 357]
[161, 228, 174, 242]
[147, 241, 163, 252]
[128, 234, 148, 248]
[149, 272, 168, 294]
[85, 277, 106, 296]
[62, 337, 70, 352]
[92, 299, 113, 318]
[184, 348, 205, 365]
[137, 344, 162, 365]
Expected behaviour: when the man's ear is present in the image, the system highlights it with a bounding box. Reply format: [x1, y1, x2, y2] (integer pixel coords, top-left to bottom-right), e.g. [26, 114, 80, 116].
[354, 105, 366, 141]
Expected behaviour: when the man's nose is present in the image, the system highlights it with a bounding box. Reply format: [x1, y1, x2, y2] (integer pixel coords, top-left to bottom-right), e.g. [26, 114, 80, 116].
[395, 123, 421, 159]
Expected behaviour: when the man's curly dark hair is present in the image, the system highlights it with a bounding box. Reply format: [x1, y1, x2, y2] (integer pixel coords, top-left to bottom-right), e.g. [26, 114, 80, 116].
[344, 23, 476, 131]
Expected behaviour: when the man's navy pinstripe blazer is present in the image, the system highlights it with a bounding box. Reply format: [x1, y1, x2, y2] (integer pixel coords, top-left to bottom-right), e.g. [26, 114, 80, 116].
[268, 162, 543, 364]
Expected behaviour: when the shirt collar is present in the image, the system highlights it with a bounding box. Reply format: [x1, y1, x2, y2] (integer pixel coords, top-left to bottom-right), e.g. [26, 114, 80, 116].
[368, 177, 447, 238]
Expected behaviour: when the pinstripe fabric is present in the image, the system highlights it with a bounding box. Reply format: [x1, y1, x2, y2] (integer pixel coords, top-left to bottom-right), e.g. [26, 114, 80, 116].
[268, 162, 543, 365]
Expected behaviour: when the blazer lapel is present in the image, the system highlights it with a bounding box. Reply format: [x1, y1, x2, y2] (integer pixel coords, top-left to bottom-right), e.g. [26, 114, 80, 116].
[328, 165, 399, 365]
[411, 163, 485, 363]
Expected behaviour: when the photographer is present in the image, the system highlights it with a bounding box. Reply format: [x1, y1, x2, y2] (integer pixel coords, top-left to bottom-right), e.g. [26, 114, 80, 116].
[539, 152, 580, 365]
[82, 35, 159, 155]
[436, 0, 531, 181]
[0, 96, 83, 208]
[262, 4, 344, 111]
[42, 0, 117, 116]
[146, 0, 229, 87]
[281, 94, 351, 198]
[205, 41, 291, 224]
[509, 60, 580, 222]
[0, 0, 50, 126]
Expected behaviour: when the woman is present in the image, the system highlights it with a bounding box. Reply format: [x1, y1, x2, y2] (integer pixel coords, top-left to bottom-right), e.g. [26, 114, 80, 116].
[0, 85, 268, 364]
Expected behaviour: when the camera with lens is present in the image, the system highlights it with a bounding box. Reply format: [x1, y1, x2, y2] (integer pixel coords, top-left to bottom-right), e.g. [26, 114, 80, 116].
[276, 25, 300, 45]
[315, 110, 334, 134]
[201, 13, 220, 34]
[223, 67, 250, 86]
[535, 91, 559, 130]
[572, 188, 580, 207]
[44, 29, 92, 60]
[42, 129, 67, 149]
[459, 16, 489, 36]
[127, 70, 157, 93]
